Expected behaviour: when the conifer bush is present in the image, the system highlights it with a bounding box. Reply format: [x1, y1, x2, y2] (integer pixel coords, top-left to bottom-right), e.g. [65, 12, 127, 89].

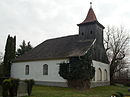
[9, 78, 20, 96]
[2, 78, 11, 97]
[2, 78, 19, 97]
[24, 79, 35, 96]
[59, 48, 95, 89]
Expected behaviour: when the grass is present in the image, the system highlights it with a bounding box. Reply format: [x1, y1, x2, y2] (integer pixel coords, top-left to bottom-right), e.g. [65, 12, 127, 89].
[25, 85, 130, 97]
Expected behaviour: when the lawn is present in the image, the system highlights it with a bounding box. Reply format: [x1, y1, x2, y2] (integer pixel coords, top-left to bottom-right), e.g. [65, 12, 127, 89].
[25, 85, 130, 97]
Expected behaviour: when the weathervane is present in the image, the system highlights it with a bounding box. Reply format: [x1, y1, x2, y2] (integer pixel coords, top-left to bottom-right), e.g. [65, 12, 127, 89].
[90, 2, 92, 8]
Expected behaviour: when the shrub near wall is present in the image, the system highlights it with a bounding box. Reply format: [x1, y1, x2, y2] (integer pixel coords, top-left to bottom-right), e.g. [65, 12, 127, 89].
[10, 78, 20, 96]
[2, 79, 10, 97]
[2, 78, 19, 97]
[59, 49, 95, 89]
[0, 77, 7, 85]
[24, 79, 35, 96]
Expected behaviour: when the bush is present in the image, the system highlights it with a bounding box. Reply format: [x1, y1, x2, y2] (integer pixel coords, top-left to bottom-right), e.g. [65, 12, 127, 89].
[9, 78, 20, 96]
[59, 49, 95, 89]
[2, 78, 11, 97]
[2, 78, 20, 97]
[0, 77, 8, 85]
[67, 80, 90, 90]
[24, 79, 35, 96]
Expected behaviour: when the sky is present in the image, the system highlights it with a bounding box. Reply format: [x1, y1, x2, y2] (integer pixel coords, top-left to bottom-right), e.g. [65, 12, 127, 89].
[0, 0, 130, 56]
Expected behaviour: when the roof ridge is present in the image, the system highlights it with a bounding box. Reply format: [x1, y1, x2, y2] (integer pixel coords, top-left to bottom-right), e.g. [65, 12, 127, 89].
[45, 34, 78, 42]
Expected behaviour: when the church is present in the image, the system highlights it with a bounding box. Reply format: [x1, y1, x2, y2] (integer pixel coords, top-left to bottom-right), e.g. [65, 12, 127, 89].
[11, 3, 110, 87]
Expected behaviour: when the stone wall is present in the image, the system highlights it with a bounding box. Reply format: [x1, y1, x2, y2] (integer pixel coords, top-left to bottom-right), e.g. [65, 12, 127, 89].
[35, 81, 110, 88]
[35, 81, 67, 87]
[91, 81, 110, 88]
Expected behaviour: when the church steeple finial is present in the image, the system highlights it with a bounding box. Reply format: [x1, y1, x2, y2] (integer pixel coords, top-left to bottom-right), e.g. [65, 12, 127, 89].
[90, 2, 92, 8]
[78, 2, 97, 25]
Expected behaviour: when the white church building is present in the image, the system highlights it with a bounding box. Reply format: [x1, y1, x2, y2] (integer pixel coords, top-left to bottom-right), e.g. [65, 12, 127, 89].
[11, 4, 110, 87]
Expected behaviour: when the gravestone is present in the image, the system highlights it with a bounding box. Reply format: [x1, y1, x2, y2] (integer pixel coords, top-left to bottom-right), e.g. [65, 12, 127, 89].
[17, 81, 28, 96]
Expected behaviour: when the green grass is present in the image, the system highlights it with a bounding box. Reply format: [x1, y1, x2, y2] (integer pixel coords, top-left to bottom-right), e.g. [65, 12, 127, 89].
[25, 85, 130, 97]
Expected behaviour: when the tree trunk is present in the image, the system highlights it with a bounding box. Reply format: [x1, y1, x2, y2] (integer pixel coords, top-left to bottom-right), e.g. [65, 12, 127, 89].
[67, 80, 90, 90]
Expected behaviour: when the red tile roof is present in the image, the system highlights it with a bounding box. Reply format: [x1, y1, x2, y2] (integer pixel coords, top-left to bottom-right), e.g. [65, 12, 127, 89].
[80, 7, 97, 24]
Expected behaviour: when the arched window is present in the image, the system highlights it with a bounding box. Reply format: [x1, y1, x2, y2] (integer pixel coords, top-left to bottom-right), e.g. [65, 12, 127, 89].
[90, 30, 92, 34]
[81, 32, 84, 36]
[43, 64, 48, 75]
[25, 65, 29, 75]
[97, 68, 102, 81]
[92, 75, 95, 81]
[92, 69, 95, 81]
[104, 69, 108, 81]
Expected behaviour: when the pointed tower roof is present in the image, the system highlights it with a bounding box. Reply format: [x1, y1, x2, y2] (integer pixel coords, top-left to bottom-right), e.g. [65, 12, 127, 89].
[77, 2, 104, 28]
[79, 2, 97, 24]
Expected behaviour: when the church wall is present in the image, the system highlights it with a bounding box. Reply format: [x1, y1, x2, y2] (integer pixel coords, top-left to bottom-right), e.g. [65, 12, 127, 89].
[93, 60, 110, 81]
[11, 59, 110, 87]
[91, 60, 110, 87]
[11, 59, 68, 83]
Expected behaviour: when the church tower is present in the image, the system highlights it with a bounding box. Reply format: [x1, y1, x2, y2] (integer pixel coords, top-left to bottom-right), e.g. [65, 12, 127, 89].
[78, 2, 109, 63]
[77, 2, 104, 45]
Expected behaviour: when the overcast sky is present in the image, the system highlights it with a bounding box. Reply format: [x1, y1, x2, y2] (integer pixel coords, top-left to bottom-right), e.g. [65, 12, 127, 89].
[0, 0, 130, 55]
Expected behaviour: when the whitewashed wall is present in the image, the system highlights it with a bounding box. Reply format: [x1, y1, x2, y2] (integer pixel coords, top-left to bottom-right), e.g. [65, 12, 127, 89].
[11, 59, 68, 82]
[11, 59, 109, 85]
[92, 60, 110, 82]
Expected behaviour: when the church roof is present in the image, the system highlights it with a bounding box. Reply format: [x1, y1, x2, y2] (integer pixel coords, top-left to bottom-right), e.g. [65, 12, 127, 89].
[14, 35, 95, 62]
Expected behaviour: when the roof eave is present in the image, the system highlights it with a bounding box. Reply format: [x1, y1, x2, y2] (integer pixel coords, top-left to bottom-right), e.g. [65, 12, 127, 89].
[77, 21, 105, 29]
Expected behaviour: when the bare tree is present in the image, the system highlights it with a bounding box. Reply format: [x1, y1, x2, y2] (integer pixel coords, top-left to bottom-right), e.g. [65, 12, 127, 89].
[104, 26, 129, 82]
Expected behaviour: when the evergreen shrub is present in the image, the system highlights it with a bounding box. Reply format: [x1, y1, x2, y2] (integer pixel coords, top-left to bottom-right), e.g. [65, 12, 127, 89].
[59, 48, 95, 89]
[24, 79, 35, 96]
[2, 78, 19, 97]
[9, 78, 20, 96]
[2, 78, 11, 97]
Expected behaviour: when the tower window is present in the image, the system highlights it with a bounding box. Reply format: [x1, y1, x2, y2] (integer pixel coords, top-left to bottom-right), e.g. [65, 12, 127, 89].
[90, 31, 92, 34]
[81, 32, 84, 35]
